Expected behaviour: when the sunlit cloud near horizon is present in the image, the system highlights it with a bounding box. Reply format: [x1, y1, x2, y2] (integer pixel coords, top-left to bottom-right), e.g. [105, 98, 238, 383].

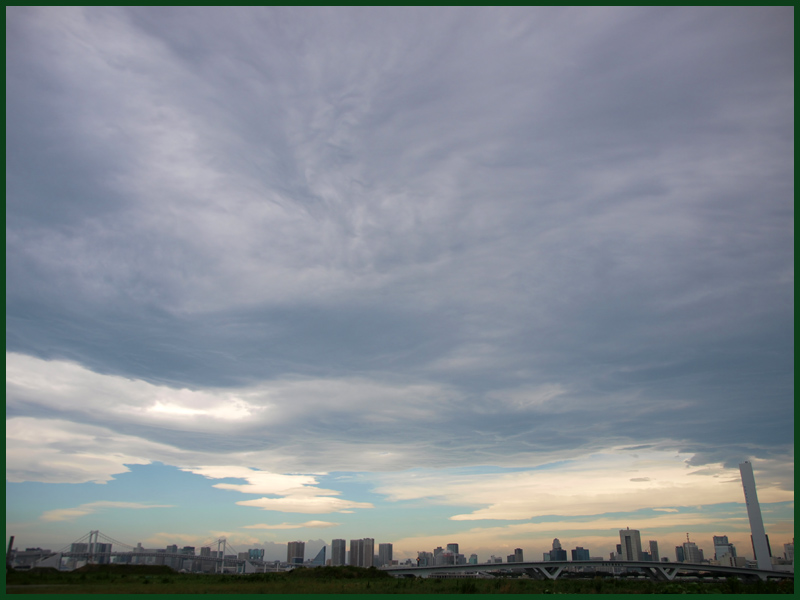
[6, 6, 793, 562]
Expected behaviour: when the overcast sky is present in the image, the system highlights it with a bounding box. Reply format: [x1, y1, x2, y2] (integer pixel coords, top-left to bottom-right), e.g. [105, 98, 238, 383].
[6, 6, 793, 562]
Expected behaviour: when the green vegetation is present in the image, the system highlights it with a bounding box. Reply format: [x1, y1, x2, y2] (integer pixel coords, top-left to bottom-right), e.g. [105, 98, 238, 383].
[5, 565, 794, 594]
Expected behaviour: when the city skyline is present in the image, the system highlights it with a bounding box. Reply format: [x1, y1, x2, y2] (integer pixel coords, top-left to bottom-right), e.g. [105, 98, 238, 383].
[6, 6, 793, 562]
[10, 526, 794, 569]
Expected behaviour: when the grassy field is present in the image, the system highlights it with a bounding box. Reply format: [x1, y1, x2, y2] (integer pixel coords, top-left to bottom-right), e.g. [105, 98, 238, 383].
[5, 564, 794, 594]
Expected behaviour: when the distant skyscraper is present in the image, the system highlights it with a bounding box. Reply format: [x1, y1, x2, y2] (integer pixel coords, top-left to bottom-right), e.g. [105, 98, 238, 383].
[611, 543, 622, 560]
[739, 461, 772, 571]
[514, 548, 523, 562]
[547, 538, 567, 561]
[287, 541, 304, 564]
[349, 539, 362, 567]
[713, 535, 736, 560]
[446, 543, 459, 555]
[248, 548, 264, 561]
[675, 546, 685, 562]
[649, 541, 659, 562]
[362, 538, 374, 568]
[619, 529, 643, 561]
[682, 538, 703, 564]
[331, 539, 346, 566]
[468, 554, 478, 564]
[571, 547, 590, 561]
[378, 543, 393, 567]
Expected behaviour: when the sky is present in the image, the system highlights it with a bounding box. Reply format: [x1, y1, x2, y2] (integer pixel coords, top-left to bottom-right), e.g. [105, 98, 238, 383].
[5, 6, 794, 563]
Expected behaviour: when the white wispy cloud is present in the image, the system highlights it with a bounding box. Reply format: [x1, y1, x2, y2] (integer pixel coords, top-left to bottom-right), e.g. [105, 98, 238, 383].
[184, 466, 324, 496]
[243, 521, 340, 530]
[373, 449, 794, 521]
[40, 501, 174, 522]
[236, 497, 373, 515]
[185, 465, 374, 515]
[6, 417, 163, 484]
[6, 352, 453, 438]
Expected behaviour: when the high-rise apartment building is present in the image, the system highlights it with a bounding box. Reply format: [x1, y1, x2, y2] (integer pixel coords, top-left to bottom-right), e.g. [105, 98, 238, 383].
[362, 538, 374, 568]
[675, 546, 685, 562]
[446, 543, 459, 555]
[514, 548, 523, 563]
[619, 528, 643, 561]
[378, 543, 393, 567]
[331, 539, 346, 566]
[349, 539, 363, 567]
[287, 541, 305, 564]
[649, 541, 659, 562]
[739, 461, 772, 571]
[347, 538, 374, 567]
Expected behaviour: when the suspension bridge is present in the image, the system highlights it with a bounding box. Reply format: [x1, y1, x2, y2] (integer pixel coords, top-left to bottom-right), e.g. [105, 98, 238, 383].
[9, 530, 280, 574]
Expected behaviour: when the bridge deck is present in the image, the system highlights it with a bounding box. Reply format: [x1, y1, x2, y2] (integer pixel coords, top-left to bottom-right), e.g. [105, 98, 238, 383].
[382, 559, 793, 581]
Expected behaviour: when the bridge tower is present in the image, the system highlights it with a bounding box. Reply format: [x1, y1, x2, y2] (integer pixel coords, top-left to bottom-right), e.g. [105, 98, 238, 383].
[88, 530, 99, 564]
[216, 538, 227, 573]
[739, 461, 772, 571]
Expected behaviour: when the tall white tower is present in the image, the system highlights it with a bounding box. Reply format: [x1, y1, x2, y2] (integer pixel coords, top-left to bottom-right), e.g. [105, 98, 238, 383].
[739, 461, 772, 571]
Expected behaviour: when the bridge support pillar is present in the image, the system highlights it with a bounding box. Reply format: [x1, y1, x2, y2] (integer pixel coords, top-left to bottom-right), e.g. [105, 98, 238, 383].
[526, 565, 564, 580]
[643, 566, 679, 581]
[523, 567, 546, 580]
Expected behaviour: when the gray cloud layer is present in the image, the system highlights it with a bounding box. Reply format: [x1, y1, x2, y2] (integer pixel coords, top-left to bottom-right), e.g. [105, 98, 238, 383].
[7, 7, 793, 474]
